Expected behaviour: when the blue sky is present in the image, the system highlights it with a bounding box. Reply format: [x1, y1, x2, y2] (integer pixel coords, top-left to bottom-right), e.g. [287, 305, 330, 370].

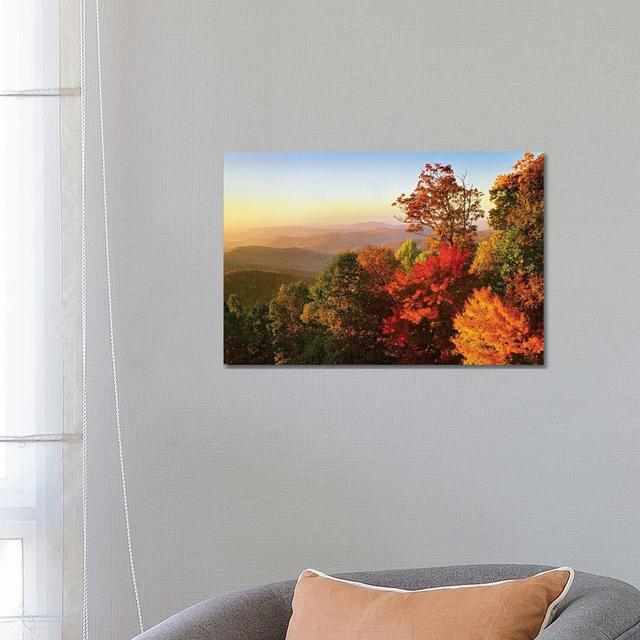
[224, 151, 531, 230]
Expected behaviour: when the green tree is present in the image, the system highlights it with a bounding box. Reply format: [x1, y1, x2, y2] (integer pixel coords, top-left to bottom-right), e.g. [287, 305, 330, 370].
[224, 298, 248, 364]
[224, 297, 274, 364]
[244, 304, 274, 364]
[488, 152, 543, 274]
[268, 282, 329, 364]
[302, 252, 392, 363]
[472, 229, 524, 294]
[227, 293, 242, 315]
[484, 152, 545, 332]
[394, 239, 427, 272]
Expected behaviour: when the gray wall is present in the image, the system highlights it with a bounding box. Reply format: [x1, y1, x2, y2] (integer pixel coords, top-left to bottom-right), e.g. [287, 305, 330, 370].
[84, 2, 640, 638]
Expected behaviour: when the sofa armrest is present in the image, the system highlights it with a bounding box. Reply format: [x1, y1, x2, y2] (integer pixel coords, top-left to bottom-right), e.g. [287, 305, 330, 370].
[539, 574, 640, 640]
[134, 582, 294, 640]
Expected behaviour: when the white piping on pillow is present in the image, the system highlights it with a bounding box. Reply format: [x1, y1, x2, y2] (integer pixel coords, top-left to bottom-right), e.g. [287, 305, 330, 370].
[536, 567, 574, 635]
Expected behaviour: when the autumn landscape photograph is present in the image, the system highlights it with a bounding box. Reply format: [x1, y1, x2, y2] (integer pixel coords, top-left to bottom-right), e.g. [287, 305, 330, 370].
[224, 151, 544, 365]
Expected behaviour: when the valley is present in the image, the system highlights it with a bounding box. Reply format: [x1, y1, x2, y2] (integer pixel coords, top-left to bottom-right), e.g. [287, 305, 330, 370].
[224, 221, 426, 308]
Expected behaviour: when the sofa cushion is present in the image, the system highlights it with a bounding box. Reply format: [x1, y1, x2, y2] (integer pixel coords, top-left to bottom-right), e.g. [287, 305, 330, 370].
[285, 567, 574, 640]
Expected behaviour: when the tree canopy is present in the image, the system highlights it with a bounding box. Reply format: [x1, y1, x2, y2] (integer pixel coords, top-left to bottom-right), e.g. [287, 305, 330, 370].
[383, 243, 472, 364]
[453, 286, 544, 365]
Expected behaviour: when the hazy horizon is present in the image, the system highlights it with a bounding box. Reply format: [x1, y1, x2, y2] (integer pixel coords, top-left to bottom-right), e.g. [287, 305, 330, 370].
[224, 217, 411, 239]
[224, 151, 531, 233]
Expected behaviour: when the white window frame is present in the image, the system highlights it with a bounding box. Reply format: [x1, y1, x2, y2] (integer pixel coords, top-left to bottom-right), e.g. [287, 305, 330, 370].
[1, 1, 80, 638]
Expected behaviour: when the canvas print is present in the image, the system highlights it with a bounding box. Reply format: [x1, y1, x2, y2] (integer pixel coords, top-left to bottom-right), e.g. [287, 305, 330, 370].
[224, 152, 544, 365]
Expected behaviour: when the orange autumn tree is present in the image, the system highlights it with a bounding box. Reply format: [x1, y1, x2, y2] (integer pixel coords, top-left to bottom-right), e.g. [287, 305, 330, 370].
[489, 152, 544, 233]
[357, 245, 400, 292]
[392, 163, 484, 249]
[452, 287, 544, 365]
[383, 243, 472, 363]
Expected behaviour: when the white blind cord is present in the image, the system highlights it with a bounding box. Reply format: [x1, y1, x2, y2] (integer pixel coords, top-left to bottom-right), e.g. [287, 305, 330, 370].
[94, 0, 145, 634]
[79, 0, 89, 637]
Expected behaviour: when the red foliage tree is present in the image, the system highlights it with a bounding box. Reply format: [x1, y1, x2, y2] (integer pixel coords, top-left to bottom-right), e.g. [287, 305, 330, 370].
[383, 243, 472, 363]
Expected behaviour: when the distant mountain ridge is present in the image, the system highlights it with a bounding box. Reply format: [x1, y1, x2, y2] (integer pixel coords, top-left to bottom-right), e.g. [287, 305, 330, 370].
[224, 220, 426, 254]
[225, 220, 400, 242]
[264, 228, 423, 253]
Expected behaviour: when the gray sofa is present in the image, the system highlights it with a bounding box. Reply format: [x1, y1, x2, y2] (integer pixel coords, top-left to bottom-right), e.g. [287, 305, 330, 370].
[135, 564, 640, 640]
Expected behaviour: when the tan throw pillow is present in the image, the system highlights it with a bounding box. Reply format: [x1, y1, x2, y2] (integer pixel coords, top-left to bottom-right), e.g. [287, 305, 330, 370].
[285, 567, 574, 640]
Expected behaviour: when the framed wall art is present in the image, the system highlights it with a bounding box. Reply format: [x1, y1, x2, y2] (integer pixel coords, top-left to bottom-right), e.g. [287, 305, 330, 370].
[224, 152, 543, 366]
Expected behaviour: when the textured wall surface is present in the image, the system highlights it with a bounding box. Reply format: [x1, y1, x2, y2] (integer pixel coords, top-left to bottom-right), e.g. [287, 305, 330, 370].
[83, 2, 640, 638]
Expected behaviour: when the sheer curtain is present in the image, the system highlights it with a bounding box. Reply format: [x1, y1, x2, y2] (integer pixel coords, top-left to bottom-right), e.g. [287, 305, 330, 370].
[0, 1, 82, 639]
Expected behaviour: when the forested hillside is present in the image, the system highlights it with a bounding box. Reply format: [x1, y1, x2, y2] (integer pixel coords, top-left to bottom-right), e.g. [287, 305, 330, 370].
[224, 245, 330, 275]
[224, 270, 312, 308]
